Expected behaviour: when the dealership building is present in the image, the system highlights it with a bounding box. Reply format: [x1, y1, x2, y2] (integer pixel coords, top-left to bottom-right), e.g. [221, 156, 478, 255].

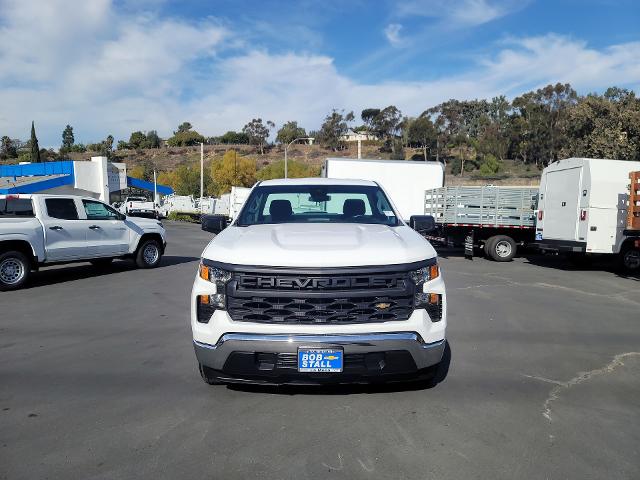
[0, 156, 173, 201]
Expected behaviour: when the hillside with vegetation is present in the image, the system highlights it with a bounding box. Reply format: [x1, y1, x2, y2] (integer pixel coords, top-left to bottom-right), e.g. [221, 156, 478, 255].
[2, 83, 638, 196]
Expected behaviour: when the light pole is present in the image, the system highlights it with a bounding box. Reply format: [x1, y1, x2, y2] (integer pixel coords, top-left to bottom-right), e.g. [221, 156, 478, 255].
[284, 137, 312, 179]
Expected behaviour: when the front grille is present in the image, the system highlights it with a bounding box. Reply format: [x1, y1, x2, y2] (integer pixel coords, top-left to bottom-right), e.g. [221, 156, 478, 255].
[227, 294, 414, 324]
[226, 268, 416, 325]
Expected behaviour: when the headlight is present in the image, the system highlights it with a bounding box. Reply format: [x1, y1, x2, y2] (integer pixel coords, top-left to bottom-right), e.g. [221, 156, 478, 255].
[409, 263, 439, 285]
[198, 263, 232, 312]
[410, 262, 442, 321]
[199, 263, 232, 285]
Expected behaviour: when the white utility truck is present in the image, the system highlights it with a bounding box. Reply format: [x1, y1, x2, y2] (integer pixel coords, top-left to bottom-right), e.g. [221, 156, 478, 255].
[192, 178, 447, 386]
[0, 194, 167, 290]
[536, 158, 640, 270]
[323, 158, 445, 220]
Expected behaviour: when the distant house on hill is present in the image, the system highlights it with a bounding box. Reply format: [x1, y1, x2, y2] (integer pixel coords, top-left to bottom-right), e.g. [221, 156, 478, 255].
[340, 129, 378, 142]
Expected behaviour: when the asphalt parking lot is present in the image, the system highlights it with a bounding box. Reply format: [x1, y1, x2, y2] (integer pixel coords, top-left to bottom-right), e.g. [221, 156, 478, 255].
[1, 221, 639, 479]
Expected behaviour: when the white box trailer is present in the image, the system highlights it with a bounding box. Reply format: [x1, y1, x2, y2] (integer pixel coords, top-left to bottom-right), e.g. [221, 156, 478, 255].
[537, 158, 640, 270]
[322, 158, 444, 220]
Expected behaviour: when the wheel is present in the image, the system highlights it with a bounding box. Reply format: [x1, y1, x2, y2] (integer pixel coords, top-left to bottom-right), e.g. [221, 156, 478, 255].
[90, 258, 113, 268]
[135, 239, 162, 269]
[487, 235, 516, 262]
[0, 251, 31, 291]
[198, 363, 224, 385]
[619, 247, 640, 272]
[483, 237, 497, 258]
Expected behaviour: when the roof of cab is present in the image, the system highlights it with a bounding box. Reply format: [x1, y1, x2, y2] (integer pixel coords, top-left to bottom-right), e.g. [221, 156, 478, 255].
[258, 177, 378, 187]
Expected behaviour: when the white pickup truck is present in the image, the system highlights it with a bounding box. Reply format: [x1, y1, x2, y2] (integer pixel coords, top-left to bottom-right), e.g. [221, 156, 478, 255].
[121, 196, 157, 218]
[191, 178, 447, 386]
[0, 194, 167, 290]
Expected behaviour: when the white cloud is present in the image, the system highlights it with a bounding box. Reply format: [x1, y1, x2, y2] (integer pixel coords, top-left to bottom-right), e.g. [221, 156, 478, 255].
[396, 0, 518, 26]
[0, 0, 638, 148]
[0, 0, 227, 145]
[384, 23, 404, 46]
[185, 35, 640, 135]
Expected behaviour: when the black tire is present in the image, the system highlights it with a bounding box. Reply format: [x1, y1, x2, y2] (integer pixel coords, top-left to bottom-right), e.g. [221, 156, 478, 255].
[487, 235, 517, 262]
[483, 236, 497, 258]
[198, 363, 224, 385]
[0, 251, 31, 291]
[135, 239, 162, 269]
[90, 258, 114, 268]
[619, 246, 640, 273]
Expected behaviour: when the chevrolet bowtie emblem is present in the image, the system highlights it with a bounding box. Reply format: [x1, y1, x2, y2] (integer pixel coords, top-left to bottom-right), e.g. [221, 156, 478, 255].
[375, 302, 391, 310]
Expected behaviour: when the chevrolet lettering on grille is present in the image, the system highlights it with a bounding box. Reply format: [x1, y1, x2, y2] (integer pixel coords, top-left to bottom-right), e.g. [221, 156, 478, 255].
[239, 275, 400, 290]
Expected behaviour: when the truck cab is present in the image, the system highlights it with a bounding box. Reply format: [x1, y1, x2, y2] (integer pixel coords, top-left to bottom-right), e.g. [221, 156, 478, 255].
[191, 178, 446, 386]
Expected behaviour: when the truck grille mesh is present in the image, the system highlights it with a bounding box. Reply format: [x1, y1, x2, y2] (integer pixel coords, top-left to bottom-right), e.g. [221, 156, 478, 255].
[226, 268, 416, 325]
[227, 294, 414, 324]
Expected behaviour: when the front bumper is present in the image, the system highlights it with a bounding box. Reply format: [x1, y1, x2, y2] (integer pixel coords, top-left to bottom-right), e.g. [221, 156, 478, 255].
[194, 332, 445, 384]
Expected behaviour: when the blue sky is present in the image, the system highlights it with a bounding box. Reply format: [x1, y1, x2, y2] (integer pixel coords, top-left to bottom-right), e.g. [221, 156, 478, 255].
[1, 0, 639, 147]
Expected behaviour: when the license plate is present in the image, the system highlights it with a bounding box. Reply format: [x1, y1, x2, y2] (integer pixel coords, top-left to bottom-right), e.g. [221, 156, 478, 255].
[298, 348, 343, 373]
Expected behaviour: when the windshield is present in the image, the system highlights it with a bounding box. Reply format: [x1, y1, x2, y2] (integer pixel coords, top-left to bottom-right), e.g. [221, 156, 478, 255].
[236, 184, 400, 226]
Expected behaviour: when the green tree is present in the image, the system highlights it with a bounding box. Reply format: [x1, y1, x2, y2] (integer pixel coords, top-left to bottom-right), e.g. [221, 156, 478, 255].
[211, 149, 257, 195]
[146, 130, 161, 149]
[218, 131, 250, 144]
[61, 125, 74, 153]
[1, 136, 18, 159]
[128, 131, 147, 149]
[167, 123, 204, 147]
[317, 109, 354, 151]
[361, 108, 381, 133]
[276, 121, 307, 145]
[562, 88, 640, 161]
[243, 118, 274, 154]
[176, 122, 192, 133]
[478, 154, 502, 176]
[30, 121, 41, 163]
[257, 159, 320, 180]
[407, 116, 437, 160]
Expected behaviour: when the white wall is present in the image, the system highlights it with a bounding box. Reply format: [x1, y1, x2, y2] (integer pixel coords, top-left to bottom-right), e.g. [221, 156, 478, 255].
[73, 156, 109, 201]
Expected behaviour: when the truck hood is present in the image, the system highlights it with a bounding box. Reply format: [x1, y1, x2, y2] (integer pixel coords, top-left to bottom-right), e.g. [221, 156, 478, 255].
[202, 223, 436, 268]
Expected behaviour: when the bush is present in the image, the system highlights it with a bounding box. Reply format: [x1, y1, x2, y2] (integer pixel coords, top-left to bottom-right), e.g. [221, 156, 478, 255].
[478, 154, 502, 176]
[167, 212, 200, 223]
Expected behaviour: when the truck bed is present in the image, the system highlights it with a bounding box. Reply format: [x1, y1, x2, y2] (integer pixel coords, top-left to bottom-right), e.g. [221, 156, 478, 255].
[425, 186, 538, 229]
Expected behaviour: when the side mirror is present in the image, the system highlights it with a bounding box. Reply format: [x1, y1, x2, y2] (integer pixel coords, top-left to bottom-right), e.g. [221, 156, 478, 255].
[202, 214, 228, 234]
[410, 215, 436, 233]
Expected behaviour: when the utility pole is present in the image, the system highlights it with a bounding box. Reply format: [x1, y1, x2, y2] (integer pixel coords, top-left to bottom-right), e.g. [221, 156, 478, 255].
[153, 170, 158, 206]
[200, 142, 204, 211]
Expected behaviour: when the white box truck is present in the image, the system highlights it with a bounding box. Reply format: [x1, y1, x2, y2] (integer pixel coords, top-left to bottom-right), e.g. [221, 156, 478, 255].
[323, 158, 445, 221]
[536, 157, 640, 271]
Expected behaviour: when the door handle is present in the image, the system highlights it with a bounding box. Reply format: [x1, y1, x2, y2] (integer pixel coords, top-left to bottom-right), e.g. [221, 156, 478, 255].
[89, 225, 101, 230]
[49, 226, 63, 231]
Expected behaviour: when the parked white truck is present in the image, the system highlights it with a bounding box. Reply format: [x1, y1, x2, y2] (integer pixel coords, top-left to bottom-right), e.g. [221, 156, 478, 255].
[0, 194, 167, 290]
[536, 158, 640, 271]
[191, 178, 446, 385]
[121, 196, 157, 218]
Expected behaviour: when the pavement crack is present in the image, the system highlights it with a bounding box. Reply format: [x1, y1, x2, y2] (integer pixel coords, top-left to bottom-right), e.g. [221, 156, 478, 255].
[524, 352, 640, 422]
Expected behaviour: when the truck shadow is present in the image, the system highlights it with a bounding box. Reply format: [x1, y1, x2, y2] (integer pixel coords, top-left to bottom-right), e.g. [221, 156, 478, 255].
[226, 341, 452, 396]
[24, 255, 200, 289]
[523, 253, 640, 280]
